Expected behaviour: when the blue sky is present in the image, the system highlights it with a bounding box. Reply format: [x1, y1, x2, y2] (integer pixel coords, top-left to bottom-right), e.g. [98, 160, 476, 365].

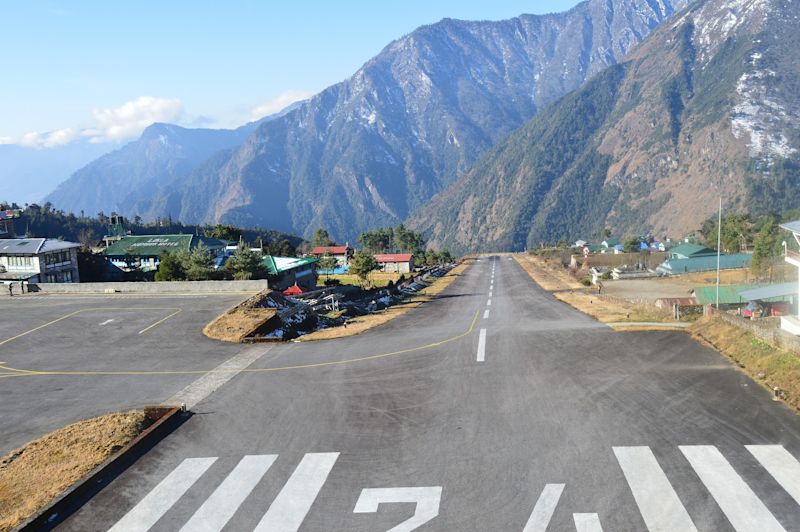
[0, 1, 581, 147]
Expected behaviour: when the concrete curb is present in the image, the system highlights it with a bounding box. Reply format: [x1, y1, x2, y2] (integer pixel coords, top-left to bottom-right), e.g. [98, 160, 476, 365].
[606, 321, 690, 328]
[15, 405, 187, 531]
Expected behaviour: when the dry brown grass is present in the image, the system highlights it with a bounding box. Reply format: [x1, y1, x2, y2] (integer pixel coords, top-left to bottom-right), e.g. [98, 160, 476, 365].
[322, 272, 402, 288]
[0, 411, 147, 531]
[204, 307, 278, 342]
[299, 261, 471, 341]
[691, 316, 800, 412]
[554, 290, 673, 324]
[513, 254, 582, 291]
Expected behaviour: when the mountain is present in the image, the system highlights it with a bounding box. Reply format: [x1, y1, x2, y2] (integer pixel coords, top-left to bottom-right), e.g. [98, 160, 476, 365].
[413, 0, 800, 253]
[44, 121, 264, 218]
[129, 0, 686, 240]
[0, 141, 115, 205]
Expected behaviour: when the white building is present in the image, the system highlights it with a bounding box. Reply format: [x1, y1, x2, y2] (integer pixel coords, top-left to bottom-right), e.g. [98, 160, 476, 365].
[780, 221, 800, 335]
[0, 238, 81, 284]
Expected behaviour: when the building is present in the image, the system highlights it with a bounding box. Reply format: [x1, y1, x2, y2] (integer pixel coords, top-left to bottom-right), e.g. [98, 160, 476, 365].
[310, 246, 353, 266]
[103, 234, 228, 272]
[0, 238, 80, 284]
[668, 243, 718, 260]
[374, 253, 415, 273]
[0, 209, 21, 237]
[779, 221, 800, 334]
[656, 253, 752, 275]
[263, 255, 318, 291]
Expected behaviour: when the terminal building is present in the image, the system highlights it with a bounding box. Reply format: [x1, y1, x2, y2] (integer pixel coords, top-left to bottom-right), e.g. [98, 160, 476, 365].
[0, 238, 81, 284]
[103, 234, 228, 272]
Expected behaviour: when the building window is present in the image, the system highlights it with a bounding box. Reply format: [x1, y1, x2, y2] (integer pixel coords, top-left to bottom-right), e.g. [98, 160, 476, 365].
[7, 256, 32, 269]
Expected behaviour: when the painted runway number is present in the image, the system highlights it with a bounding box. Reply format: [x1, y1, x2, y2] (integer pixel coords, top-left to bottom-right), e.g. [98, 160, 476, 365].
[354, 487, 442, 532]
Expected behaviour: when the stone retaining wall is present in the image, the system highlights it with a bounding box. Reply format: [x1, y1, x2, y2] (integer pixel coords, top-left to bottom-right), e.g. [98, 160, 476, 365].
[15, 280, 269, 295]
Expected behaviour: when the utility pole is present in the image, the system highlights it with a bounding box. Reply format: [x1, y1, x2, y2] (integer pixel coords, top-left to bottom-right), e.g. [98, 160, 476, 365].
[716, 195, 722, 311]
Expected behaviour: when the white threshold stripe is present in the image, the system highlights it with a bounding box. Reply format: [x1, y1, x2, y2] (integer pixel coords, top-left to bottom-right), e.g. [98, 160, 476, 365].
[167, 345, 273, 409]
[109, 457, 217, 532]
[477, 328, 486, 362]
[680, 445, 786, 532]
[254, 452, 339, 532]
[613, 446, 697, 532]
[523, 484, 565, 532]
[573, 513, 603, 532]
[746, 445, 800, 506]
[484, 309, 490, 319]
[179, 455, 277, 532]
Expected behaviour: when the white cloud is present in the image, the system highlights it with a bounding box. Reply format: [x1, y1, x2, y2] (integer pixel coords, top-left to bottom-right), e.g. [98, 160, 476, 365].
[1, 96, 184, 149]
[251, 90, 313, 121]
[82, 96, 184, 143]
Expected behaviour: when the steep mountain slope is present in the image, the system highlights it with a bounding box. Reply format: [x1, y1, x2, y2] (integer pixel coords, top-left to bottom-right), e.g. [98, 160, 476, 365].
[137, 0, 686, 240]
[413, 0, 800, 252]
[44, 122, 261, 217]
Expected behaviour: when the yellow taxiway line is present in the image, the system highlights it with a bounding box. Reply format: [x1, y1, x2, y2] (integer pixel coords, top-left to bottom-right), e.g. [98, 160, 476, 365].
[0, 309, 480, 379]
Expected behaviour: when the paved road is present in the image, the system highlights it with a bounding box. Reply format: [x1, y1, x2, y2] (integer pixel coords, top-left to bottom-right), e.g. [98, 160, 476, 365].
[56, 257, 800, 530]
[0, 293, 247, 454]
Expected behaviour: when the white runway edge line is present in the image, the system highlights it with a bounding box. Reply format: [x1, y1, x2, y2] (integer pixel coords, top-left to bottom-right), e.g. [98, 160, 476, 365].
[254, 452, 339, 532]
[523, 484, 565, 532]
[746, 445, 800, 505]
[484, 309, 490, 319]
[680, 445, 786, 532]
[167, 345, 273, 409]
[573, 513, 603, 532]
[613, 446, 698, 532]
[477, 328, 487, 362]
[109, 457, 217, 532]
[179, 455, 278, 532]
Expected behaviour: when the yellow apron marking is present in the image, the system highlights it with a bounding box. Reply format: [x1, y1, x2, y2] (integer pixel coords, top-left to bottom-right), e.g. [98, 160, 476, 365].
[0, 310, 480, 379]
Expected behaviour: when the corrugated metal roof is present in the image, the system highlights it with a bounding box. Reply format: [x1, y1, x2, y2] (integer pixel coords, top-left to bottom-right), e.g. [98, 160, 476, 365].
[104, 235, 225, 257]
[780, 220, 800, 234]
[374, 254, 413, 262]
[669, 243, 717, 258]
[656, 254, 751, 274]
[311, 246, 350, 255]
[0, 238, 79, 255]
[692, 284, 768, 305]
[739, 282, 797, 302]
[263, 255, 317, 275]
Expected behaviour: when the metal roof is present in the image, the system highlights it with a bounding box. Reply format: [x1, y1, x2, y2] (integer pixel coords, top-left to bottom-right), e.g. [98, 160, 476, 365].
[262, 255, 317, 276]
[780, 220, 800, 234]
[311, 246, 351, 255]
[104, 234, 226, 257]
[656, 254, 752, 274]
[738, 282, 798, 302]
[692, 284, 771, 305]
[0, 238, 79, 255]
[669, 243, 717, 258]
[374, 254, 414, 262]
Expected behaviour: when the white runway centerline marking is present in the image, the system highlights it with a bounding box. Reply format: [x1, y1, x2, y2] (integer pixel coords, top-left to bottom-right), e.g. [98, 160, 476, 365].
[573, 513, 603, 532]
[99, 319, 114, 326]
[487, 299, 492, 306]
[523, 483, 564, 532]
[255, 452, 339, 532]
[484, 309, 490, 319]
[109, 457, 217, 532]
[614, 446, 697, 532]
[477, 328, 486, 362]
[680, 445, 786, 532]
[489, 291, 493, 297]
[180, 455, 277, 532]
[746, 445, 800, 505]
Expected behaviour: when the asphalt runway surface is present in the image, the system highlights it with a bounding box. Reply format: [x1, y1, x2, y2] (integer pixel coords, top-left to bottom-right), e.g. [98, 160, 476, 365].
[25, 259, 800, 530]
[0, 293, 247, 455]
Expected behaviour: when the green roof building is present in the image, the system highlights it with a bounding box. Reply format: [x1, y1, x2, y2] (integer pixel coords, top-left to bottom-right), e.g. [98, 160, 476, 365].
[262, 255, 318, 292]
[668, 243, 718, 260]
[104, 234, 228, 272]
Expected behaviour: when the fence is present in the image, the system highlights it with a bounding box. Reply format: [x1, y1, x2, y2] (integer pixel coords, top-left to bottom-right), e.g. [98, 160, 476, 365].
[714, 310, 800, 354]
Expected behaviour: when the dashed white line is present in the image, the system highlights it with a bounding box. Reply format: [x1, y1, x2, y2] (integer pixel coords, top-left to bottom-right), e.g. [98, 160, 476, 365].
[109, 457, 217, 532]
[523, 484, 564, 532]
[614, 446, 697, 532]
[489, 291, 493, 298]
[487, 299, 492, 306]
[746, 445, 800, 506]
[180, 455, 277, 532]
[573, 513, 603, 532]
[477, 328, 486, 362]
[483, 309, 490, 319]
[255, 452, 339, 532]
[680, 445, 786, 532]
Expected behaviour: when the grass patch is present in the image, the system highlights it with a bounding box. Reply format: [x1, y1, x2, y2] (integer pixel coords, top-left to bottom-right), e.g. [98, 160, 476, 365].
[691, 316, 800, 411]
[0, 411, 148, 531]
[553, 290, 673, 325]
[299, 261, 470, 341]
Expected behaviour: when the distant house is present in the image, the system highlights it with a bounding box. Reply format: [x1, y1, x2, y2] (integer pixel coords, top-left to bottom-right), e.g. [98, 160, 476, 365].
[601, 238, 620, 249]
[0, 238, 80, 284]
[310, 246, 353, 266]
[374, 253, 415, 273]
[103, 234, 228, 272]
[574, 239, 588, 248]
[668, 243, 718, 260]
[263, 255, 318, 291]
